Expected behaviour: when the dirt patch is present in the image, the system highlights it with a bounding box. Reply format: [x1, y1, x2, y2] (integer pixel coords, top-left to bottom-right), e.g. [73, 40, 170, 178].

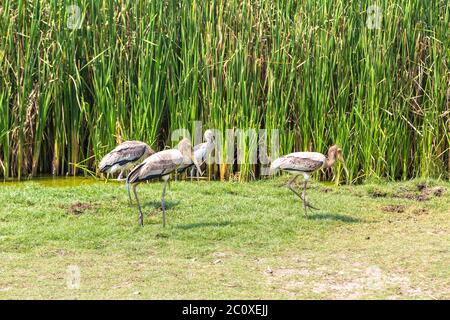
[66, 202, 96, 215]
[416, 194, 431, 202]
[265, 261, 424, 299]
[416, 183, 447, 196]
[412, 208, 429, 216]
[382, 205, 406, 213]
[212, 252, 229, 258]
[321, 188, 333, 193]
[427, 187, 446, 197]
[416, 182, 427, 192]
[394, 192, 429, 202]
[394, 185, 446, 202]
[367, 189, 387, 198]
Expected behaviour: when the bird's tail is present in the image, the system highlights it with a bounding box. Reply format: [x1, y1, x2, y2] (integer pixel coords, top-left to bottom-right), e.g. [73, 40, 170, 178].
[126, 162, 145, 184]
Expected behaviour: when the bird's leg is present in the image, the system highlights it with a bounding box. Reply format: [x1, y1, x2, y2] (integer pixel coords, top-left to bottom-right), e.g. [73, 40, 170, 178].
[117, 169, 128, 182]
[132, 184, 144, 227]
[287, 175, 302, 199]
[190, 167, 194, 182]
[161, 178, 168, 228]
[302, 180, 319, 214]
[302, 180, 307, 215]
[287, 175, 317, 214]
[287, 176, 307, 212]
[126, 181, 132, 206]
[196, 167, 200, 181]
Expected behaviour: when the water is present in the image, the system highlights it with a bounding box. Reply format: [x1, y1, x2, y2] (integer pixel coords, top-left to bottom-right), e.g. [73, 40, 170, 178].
[0, 176, 101, 188]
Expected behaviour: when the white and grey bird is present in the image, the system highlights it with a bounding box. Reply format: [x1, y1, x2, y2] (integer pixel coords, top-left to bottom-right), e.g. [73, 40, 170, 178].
[99, 141, 155, 204]
[99, 141, 155, 181]
[270, 145, 345, 214]
[126, 138, 202, 227]
[177, 130, 215, 180]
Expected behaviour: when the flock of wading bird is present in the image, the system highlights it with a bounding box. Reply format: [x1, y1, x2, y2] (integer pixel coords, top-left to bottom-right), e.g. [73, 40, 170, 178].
[99, 130, 346, 227]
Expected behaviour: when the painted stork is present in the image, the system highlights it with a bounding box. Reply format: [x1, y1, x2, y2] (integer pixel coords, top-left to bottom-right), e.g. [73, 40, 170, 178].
[177, 130, 215, 180]
[99, 141, 154, 204]
[270, 145, 345, 214]
[99, 141, 154, 181]
[126, 138, 202, 227]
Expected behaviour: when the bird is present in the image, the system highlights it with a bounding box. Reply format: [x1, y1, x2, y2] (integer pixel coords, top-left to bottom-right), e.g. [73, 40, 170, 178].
[177, 129, 215, 180]
[99, 141, 155, 204]
[126, 138, 202, 227]
[270, 145, 345, 214]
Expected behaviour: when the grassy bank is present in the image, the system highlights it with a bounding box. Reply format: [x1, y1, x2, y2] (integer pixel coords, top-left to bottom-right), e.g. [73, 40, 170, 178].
[0, 0, 449, 181]
[0, 177, 449, 299]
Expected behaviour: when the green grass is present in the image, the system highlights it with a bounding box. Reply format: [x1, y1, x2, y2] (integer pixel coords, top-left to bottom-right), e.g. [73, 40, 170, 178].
[0, 0, 449, 181]
[0, 177, 449, 299]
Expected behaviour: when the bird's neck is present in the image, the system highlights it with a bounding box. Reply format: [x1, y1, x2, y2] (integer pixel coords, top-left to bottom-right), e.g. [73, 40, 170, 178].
[324, 155, 336, 169]
[206, 140, 215, 150]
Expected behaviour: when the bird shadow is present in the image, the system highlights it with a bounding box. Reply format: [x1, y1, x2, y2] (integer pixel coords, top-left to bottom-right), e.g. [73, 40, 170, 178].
[305, 212, 362, 223]
[175, 221, 232, 230]
[142, 200, 180, 211]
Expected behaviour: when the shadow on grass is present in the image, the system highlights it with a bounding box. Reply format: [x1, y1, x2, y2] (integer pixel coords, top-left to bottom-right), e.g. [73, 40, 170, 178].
[305, 212, 362, 223]
[142, 200, 180, 211]
[175, 221, 232, 230]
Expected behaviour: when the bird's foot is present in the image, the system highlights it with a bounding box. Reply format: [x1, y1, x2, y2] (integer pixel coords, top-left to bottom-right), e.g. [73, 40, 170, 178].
[302, 199, 319, 216]
[305, 201, 319, 211]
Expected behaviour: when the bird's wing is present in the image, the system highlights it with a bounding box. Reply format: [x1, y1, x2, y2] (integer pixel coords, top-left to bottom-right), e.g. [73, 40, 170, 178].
[193, 142, 205, 152]
[176, 145, 206, 174]
[194, 143, 208, 162]
[271, 152, 325, 172]
[127, 150, 183, 183]
[99, 141, 149, 172]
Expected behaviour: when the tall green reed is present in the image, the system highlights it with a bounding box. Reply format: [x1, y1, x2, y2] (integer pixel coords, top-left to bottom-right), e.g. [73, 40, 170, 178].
[0, 0, 448, 182]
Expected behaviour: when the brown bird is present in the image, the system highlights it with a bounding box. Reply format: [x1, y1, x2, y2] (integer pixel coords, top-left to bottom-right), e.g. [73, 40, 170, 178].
[99, 141, 154, 181]
[270, 145, 345, 214]
[99, 141, 155, 205]
[126, 138, 202, 227]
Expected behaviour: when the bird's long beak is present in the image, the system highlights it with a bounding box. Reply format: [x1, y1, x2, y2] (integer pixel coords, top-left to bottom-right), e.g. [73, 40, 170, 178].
[192, 155, 203, 176]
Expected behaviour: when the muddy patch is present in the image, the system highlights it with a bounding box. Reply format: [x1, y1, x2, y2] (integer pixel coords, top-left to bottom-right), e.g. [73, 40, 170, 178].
[412, 208, 429, 216]
[382, 205, 406, 213]
[367, 188, 388, 198]
[394, 184, 447, 202]
[66, 202, 96, 215]
[426, 186, 446, 197]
